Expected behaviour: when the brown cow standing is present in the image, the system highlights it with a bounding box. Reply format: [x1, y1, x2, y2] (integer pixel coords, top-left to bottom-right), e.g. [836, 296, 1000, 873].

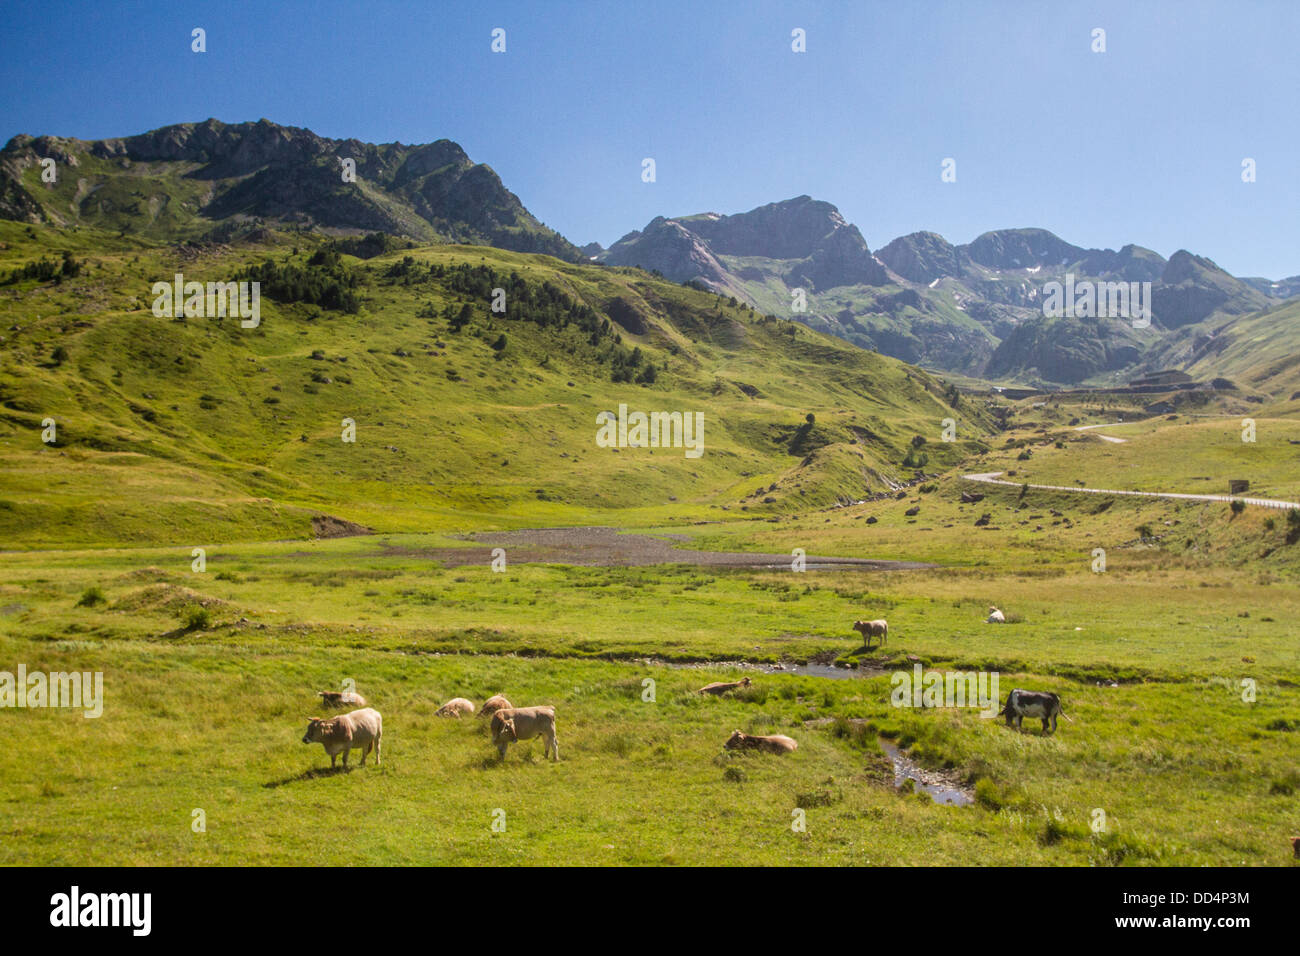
[301, 708, 383, 768]
[490, 706, 559, 762]
[853, 619, 888, 648]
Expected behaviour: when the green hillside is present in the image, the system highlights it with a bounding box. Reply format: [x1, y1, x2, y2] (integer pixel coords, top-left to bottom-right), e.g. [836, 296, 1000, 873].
[1178, 298, 1300, 401]
[0, 221, 986, 547]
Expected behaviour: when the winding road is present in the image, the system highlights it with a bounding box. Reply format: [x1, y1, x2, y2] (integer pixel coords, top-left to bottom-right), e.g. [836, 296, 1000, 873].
[962, 423, 1300, 511]
[1073, 422, 1129, 443]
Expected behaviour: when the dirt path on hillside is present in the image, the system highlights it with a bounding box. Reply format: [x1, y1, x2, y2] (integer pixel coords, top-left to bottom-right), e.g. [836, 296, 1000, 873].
[1074, 423, 1129, 443]
[377, 526, 934, 570]
[962, 472, 1300, 510]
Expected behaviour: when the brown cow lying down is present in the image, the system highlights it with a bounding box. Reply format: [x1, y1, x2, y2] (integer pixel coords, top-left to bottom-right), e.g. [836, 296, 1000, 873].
[853, 619, 888, 647]
[318, 690, 367, 709]
[698, 677, 752, 695]
[724, 730, 797, 754]
[478, 694, 513, 718]
[436, 697, 476, 718]
[302, 708, 383, 768]
[490, 706, 558, 761]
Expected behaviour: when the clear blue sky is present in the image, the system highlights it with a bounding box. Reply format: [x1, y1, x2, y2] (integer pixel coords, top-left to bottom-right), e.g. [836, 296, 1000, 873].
[2, 0, 1297, 277]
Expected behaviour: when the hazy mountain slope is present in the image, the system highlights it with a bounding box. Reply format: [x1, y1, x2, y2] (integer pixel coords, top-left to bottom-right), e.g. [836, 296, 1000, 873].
[604, 199, 1290, 384]
[1142, 297, 1300, 400]
[880, 227, 1280, 384]
[601, 197, 996, 374]
[985, 316, 1152, 384]
[1151, 250, 1273, 328]
[1240, 275, 1300, 299]
[0, 118, 581, 261]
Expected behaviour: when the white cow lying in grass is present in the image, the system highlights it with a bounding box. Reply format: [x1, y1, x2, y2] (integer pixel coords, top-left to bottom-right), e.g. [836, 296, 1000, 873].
[724, 730, 797, 754]
[436, 697, 476, 717]
[317, 690, 367, 708]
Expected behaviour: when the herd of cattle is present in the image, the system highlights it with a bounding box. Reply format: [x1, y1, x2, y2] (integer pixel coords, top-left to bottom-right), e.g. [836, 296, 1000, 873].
[303, 689, 558, 766]
[300, 607, 1068, 769]
[301, 680, 799, 767]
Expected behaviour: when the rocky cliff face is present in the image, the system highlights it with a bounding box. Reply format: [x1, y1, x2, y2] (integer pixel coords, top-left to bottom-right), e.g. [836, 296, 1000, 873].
[0, 119, 581, 260]
[869, 224, 1283, 382]
[605, 218, 725, 283]
[985, 316, 1147, 383]
[875, 231, 966, 284]
[1151, 250, 1272, 327]
[964, 228, 1087, 270]
[604, 196, 888, 289]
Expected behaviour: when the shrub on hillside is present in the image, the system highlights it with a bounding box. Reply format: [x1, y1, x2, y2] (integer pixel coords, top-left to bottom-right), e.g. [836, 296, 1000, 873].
[181, 605, 212, 632]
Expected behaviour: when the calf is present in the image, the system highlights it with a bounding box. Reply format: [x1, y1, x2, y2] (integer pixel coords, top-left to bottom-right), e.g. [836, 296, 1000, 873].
[318, 690, 367, 709]
[698, 677, 752, 695]
[301, 708, 383, 768]
[436, 697, 476, 718]
[479, 694, 513, 718]
[853, 619, 888, 648]
[490, 706, 559, 762]
[997, 689, 1069, 733]
[724, 730, 797, 754]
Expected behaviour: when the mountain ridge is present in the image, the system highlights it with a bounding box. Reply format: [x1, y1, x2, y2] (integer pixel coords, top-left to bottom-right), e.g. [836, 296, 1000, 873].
[0, 118, 582, 262]
[3, 118, 1295, 390]
[601, 201, 1290, 386]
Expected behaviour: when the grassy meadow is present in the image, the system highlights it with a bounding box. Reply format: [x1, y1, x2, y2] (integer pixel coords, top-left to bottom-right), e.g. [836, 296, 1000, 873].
[3, 486, 1298, 866]
[1, 226, 1298, 866]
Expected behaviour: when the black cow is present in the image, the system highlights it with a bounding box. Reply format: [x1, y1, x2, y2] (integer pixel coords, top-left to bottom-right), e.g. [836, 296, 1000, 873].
[997, 688, 1071, 733]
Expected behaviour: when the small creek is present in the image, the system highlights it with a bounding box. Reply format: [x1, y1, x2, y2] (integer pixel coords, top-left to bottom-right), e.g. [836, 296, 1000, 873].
[878, 739, 974, 806]
[644, 658, 976, 807]
[637, 657, 887, 679]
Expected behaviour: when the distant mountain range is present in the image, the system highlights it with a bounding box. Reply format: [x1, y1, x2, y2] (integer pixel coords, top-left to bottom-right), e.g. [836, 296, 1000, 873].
[590, 203, 1295, 386]
[2, 118, 1296, 390]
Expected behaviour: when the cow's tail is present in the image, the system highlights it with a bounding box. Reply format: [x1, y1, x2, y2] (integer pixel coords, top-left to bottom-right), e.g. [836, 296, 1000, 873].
[1058, 707, 1074, 723]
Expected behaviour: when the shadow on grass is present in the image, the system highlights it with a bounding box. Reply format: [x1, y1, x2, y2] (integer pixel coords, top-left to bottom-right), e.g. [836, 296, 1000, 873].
[263, 766, 355, 788]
